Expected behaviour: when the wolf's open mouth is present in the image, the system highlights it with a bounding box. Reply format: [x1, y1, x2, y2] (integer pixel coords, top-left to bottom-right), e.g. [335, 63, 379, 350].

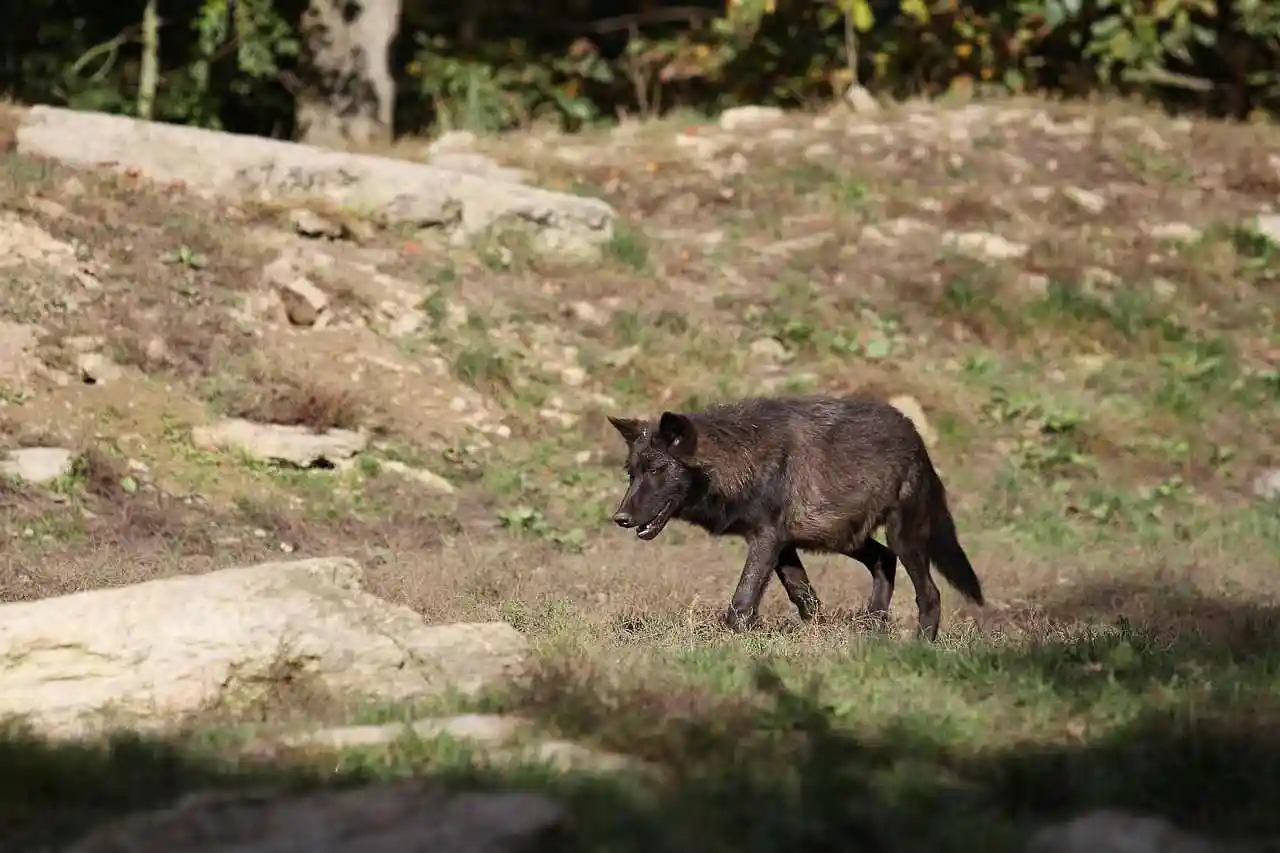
[636, 502, 673, 541]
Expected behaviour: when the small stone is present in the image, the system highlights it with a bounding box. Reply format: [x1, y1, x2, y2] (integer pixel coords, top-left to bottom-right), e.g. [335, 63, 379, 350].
[1018, 273, 1050, 298]
[277, 277, 330, 328]
[566, 301, 606, 326]
[378, 459, 456, 494]
[560, 366, 587, 387]
[718, 105, 786, 132]
[387, 309, 426, 338]
[1151, 277, 1178, 301]
[843, 85, 882, 114]
[191, 419, 366, 468]
[803, 142, 835, 161]
[427, 130, 478, 156]
[1063, 186, 1107, 215]
[943, 231, 1029, 261]
[1253, 213, 1280, 246]
[1253, 469, 1280, 501]
[289, 208, 343, 239]
[63, 335, 105, 353]
[27, 197, 68, 219]
[76, 352, 123, 385]
[604, 346, 640, 368]
[1, 447, 75, 484]
[749, 337, 789, 363]
[1144, 222, 1200, 243]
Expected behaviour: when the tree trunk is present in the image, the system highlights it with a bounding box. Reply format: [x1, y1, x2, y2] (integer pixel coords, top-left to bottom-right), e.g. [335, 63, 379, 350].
[137, 0, 159, 120]
[296, 0, 402, 148]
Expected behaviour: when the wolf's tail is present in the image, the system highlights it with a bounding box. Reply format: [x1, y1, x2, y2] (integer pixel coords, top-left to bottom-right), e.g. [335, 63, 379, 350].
[924, 472, 984, 605]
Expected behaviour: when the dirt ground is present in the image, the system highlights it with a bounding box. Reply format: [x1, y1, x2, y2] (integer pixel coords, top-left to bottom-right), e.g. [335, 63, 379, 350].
[2, 95, 1279, 852]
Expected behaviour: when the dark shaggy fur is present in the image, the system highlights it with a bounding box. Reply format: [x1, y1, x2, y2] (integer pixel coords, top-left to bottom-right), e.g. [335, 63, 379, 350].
[607, 393, 984, 641]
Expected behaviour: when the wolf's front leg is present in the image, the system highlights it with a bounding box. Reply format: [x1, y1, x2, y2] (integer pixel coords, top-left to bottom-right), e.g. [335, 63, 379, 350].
[725, 533, 783, 632]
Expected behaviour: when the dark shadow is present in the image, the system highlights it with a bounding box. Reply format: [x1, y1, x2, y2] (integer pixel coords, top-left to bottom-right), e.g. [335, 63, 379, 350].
[9, 579, 1280, 851]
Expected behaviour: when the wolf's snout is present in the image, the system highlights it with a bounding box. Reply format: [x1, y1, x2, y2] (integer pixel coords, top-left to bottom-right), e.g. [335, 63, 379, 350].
[612, 510, 635, 528]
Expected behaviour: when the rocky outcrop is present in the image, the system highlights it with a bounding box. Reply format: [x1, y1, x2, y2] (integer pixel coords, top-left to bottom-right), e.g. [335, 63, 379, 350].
[0, 556, 529, 737]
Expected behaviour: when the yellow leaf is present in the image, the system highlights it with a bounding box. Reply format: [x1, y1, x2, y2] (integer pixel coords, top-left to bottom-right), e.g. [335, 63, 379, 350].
[955, 43, 973, 58]
[901, 0, 931, 24]
[764, 0, 776, 12]
[851, 0, 874, 33]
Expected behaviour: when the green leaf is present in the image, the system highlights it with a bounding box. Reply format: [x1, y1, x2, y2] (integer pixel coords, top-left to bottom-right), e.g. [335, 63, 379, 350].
[863, 338, 891, 360]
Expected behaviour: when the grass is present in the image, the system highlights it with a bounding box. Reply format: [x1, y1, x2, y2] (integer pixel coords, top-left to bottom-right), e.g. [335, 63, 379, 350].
[1, 93, 1279, 849]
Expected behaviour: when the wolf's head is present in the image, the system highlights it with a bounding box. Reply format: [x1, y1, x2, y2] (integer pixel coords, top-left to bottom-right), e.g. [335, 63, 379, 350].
[606, 411, 699, 541]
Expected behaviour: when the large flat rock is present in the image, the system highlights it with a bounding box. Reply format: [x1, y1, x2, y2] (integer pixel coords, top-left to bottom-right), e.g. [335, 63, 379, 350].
[63, 782, 566, 853]
[14, 105, 616, 249]
[0, 557, 529, 737]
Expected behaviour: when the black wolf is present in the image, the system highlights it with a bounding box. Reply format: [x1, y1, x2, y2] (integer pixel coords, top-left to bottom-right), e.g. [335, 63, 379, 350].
[606, 394, 984, 641]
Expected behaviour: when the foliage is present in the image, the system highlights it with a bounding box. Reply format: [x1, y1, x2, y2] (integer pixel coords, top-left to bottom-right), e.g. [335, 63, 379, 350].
[2, 0, 1280, 138]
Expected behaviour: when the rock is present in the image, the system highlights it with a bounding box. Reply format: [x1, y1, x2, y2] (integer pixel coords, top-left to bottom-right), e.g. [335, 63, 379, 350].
[0, 321, 47, 388]
[62, 782, 564, 853]
[718, 105, 786, 132]
[565, 301, 606, 326]
[63, 335, 105, 353]
[289, 208, 344, 239]
[1063, 186, 1107, 215]
[268, 713, 532, 752]
[804, 142, 836, 161]
[75, 351, 123, 385]
[1018, 273, 1051, 299]
[943, 230, 1029, 261]
[278, 276, 330, 327]
[427, 130, 479, 156]
[1, 447, 75, 484]
[191, 418, 367, 468]
[1025, 810, 1239, 853]
[1253, 468, 1280, 501]
[379, 459, 456, 494]
[888, 395, 937, 447]
[604, 345, 640, 369]
[843, 85, 882, 114]
[560, 366, 587, 387]
[386, 309, 426, 338]
[749, 337, 790, 363]
[520, 740, 641, 776]
[1254, 213, 1280, 247]
[1144, 221, 1201, 243]
[260, 254, 330, 327]
[15, 106, 616, 253]
[1151, 277, 1178, 301]
[0, 557, 530, 737]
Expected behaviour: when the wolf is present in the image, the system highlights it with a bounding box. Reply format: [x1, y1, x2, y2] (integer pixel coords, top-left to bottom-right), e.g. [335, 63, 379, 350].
[606, 393, 984, 641]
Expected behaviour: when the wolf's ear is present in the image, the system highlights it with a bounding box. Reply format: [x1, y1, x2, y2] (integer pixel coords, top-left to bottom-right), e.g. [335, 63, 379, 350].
[607, 415, 645, 446]
[657, 411, 697, 457]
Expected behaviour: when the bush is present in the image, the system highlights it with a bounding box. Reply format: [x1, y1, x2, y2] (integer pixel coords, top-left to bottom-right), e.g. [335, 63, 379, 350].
[3, 0, 1278, 139]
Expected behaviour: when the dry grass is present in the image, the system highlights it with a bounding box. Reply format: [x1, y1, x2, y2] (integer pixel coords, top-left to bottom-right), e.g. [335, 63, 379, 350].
[1, 95, 1279, 851]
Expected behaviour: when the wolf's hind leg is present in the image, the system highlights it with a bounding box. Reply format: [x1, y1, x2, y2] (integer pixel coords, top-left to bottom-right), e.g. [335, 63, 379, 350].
[774, 544, 822, 622]
[843, 539, 897, 624]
